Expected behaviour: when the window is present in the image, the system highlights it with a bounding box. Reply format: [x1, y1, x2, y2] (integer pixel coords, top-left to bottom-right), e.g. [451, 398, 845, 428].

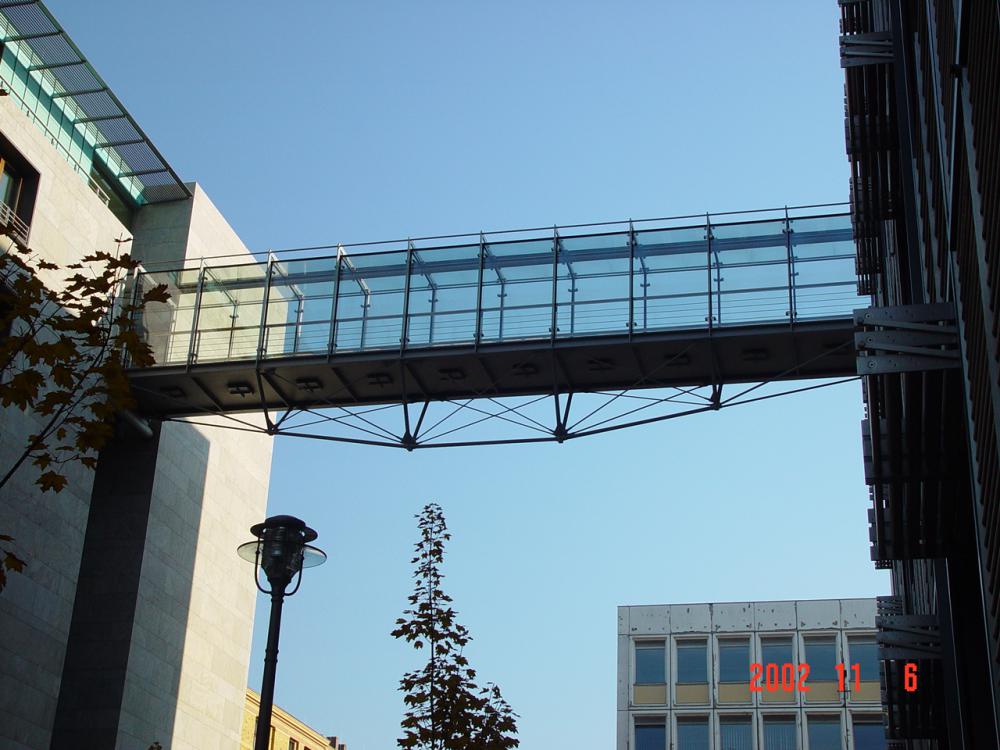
[719, 715, 752, 750]
[804, 637, 837, 681]
[848, 637, 879, 681]
[676, 717, 710, 750]
[677, 640, 708, 683]
[719, 639, 750, 683]
[762, 716, 797, 750]
[761, 637, 794, 668]
[635, 720, 665, 750]
[288, 740, 299, 750]
[851, 717, 886, 750]
[0, 136, 38, 245]
[636, 641, 666, 684]
[807, 715, 841, 750]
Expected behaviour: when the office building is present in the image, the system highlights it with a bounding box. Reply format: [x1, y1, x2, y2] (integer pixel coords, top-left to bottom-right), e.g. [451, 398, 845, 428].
[0, 3, 272, 748]
[842, 1, 1000, 745]
[617, 599, 884, 750]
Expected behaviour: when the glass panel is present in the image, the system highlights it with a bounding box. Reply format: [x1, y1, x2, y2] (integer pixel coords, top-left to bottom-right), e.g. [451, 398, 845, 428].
[789, 215, 866, 320]
[406, 243, 480, 347]
[193, 262, 268, 363]
[480, 238, 553, 342]
[719, 639, 750, 682]
[264, 257, 337, 358]
[720, 717, 752, 750]
[677, 640, 707, 683]
[848, 638, 879, 681]
[761, 637, 794, 668]
[711, 218, 789, 326]
[633, 225, 708, 331]
[676, 718, 709, 750]
[807, 716, 842, 750]
[635, 724, 666, 750]
[851, 719, 886, 750]
[334, 250, 407, 351]
[555, 231, 630, 337]
[134, 267, 201, 366]
[804, 637, 838, 681]
[763, 717, 797, 750]
[635, 642, 665, 684]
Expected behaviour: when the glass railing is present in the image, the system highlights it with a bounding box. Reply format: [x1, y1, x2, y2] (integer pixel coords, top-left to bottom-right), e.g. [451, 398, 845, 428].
[130, 210, 864, 368]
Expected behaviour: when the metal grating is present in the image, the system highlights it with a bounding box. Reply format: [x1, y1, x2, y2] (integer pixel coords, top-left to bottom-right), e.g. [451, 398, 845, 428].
[0, 0, 188, 204]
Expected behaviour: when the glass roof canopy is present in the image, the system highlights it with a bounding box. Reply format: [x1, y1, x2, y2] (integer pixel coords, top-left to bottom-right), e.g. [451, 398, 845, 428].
[0, 0, 188, 204]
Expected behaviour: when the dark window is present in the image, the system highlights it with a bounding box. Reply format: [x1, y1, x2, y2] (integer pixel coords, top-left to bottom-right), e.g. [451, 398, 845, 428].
[852, 718, 886, 750]
[763, 716, 797, 750]
[849, 637, 879, 681]
[807, 716, 841, 750]
[761, 637, 794, 667]
[804, 637, 838, 681]
[676, 717, 709, 750]
[719, 716, 752, 750]
[719, 639, 750, 683]
[635, 722, 665, 750]
[0, 135, 38, 246]
[288, 739, 299, 750]
[677, 640, 707, 683]
[636, 641, 665, 684]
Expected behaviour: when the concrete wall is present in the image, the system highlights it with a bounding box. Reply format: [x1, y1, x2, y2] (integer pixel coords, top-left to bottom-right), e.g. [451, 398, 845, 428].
[0, 94, 273, 749]
[0, 92, 131, 750]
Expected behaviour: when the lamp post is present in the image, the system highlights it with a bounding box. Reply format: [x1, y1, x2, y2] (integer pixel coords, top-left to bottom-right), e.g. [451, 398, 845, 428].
[238, 515, 326, 750]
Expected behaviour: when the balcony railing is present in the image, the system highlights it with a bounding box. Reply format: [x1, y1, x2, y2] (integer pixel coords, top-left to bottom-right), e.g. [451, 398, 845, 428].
[0, 199, 30, 246]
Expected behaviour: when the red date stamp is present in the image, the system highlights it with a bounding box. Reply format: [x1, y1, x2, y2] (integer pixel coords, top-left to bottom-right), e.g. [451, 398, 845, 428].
[748, 662, 918, 693]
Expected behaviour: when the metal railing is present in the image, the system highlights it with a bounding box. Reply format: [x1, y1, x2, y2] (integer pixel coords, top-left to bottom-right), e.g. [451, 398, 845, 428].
[131, 209, 865, 368]
[0, 199, 30, 245]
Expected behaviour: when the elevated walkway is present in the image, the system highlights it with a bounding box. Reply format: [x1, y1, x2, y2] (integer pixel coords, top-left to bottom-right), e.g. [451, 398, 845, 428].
[126, 206, 865, 422]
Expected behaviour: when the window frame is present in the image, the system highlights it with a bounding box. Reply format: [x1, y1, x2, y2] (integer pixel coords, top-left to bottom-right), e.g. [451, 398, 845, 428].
[674, 712, 712, 750]
[760, 713, 799, 750]
[675, 637, 710, 685]
[801, 632, 840, 683]
[634, 714, 667, 750]
[845, 633, 880, 683]
[805, 713, 843, 750]
[634, 639, 667, 685]
[717, 636, 753, 684]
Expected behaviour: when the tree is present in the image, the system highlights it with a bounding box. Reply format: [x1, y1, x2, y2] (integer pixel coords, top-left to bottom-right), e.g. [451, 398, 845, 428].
[392, 503, 518, 750]
[0, 228, 167, 591]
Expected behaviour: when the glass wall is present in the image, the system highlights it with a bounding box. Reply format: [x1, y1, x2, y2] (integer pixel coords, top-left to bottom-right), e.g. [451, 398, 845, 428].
[133, 212, 862, 367]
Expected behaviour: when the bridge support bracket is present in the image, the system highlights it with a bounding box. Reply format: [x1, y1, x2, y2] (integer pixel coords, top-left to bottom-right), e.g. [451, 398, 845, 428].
[854, 303, 960, 374]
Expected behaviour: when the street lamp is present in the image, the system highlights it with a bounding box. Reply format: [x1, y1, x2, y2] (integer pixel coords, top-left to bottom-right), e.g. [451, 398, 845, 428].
[238, 515, 326, 750]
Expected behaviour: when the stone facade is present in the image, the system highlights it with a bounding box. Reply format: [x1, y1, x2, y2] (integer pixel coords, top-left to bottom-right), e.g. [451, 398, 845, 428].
[0, 47, 273, 750]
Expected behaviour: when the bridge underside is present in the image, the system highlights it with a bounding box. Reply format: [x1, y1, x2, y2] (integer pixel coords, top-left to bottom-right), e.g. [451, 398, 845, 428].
[129, 319, 855, 418]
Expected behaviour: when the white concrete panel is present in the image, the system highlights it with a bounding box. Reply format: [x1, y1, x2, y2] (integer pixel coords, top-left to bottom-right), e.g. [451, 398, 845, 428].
[754, 600, 797, 631]
[840, 598, 876, 629]
[628, 605, 669, 634]
[617, 635, 631, 710]
[616, 710, 629, 750]
[712, 602, 754, 632]
[0, 92, 132, 750]
[670, 603, 711, 633]
[797, 599, 841, 630]
[618, 606, 629, 635]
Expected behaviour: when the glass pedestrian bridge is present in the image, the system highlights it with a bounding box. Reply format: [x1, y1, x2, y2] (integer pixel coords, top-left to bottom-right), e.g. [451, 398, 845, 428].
[127, 206, 867, 419]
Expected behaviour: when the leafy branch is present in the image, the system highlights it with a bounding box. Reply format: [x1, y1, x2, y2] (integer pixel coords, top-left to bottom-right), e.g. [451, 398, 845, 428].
[0, 229, 168, 591]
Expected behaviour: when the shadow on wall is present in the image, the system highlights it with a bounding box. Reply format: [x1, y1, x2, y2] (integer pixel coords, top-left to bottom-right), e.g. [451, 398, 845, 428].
[50, 419, 210, 749]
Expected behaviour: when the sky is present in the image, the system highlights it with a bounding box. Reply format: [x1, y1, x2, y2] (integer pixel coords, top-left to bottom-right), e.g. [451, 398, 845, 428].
[47, 2, 889, 748]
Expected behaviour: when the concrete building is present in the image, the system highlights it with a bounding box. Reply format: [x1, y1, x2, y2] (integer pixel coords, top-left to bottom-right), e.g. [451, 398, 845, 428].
[0, 3, 272, 749]
[617, 599, 886, 750]
[241, 689, 346, 750]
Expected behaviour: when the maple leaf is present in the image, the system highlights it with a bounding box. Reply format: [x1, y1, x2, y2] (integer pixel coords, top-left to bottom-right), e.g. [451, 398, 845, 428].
[36, 471, 68, 493]
[4, 552, 25, 573]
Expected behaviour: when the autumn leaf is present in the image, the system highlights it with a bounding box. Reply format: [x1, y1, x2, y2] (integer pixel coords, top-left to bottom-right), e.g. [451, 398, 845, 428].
[4, 552, 25, 573]
[36, 471, 68, 493]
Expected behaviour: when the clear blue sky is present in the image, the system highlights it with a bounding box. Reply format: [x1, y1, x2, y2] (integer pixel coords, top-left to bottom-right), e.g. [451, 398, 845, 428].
[49, 2, 888, 748]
